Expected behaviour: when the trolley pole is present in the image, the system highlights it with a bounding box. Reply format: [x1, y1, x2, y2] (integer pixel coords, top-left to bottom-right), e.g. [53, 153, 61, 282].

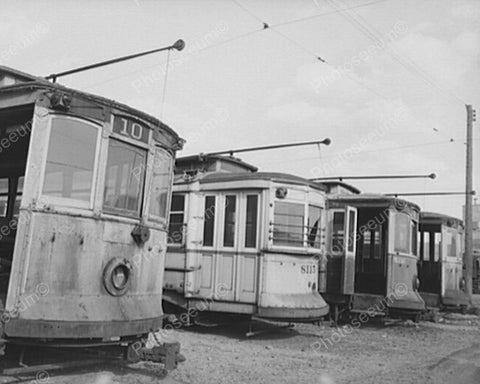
[465, 105, 476, 304]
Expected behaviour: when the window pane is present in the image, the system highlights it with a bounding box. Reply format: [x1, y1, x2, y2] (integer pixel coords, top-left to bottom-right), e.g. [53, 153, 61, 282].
[307, 205, 322, 247]
[446, 231, 457, 257]
[332, 211, 345, 252]
[43, 117, 97, 202]
[203, 196, 216, 247]
[104, 139, 146, 215]
[273, 202, 304, 247]
[394, 212, 411, 253]
[423, 232, 430, 261]
[168, 194, 185, 245]
[223, 195, 236, 247]
[411, 221, 418, 256]
[0, 178, 8, 217]
[347, 210, 356, 252]
[13, 176, 24, 217]
[433, 232, 441, 261]
[149, 149, 173, 219]
[362, 231, 371, 259]
[373, 230, 382, 259]
[245, 195, 258, 248]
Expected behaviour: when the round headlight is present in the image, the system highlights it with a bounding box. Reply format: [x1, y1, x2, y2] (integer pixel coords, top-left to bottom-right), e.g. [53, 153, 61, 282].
[112, 265, 129, 290]
[413, 275, 420, 291]
[103, 258, 132, 296]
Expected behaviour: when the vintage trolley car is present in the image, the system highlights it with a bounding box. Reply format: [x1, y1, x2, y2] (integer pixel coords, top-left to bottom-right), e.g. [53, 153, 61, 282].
[418, 212, 469, 309]
[163, 155, 329, 322]
[0, 66, 183, 348]
[321, 188, 425, 321]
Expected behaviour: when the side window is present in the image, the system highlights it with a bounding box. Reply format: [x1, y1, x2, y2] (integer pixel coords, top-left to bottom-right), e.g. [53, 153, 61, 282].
[411, 221, 418, 256]
[149, 149, 173, 220]
[273, 201, 304, 247]
[307, 205, 322, 247]
[43, 117, 98, 204]
[422, 232, 430, 261]
[433, 232, 441, 261]
[104, 139, 147, 216]
[203, 196, 216, 247]
[168, 194, 185, 245]
[446, 230, 457, 257]
[0, 178, 8, 217]
[245, 195, 258, 248]
[331, 211, 345, 253]
[362, 231, 371, 259]
[347, 210, 356, 252]
[13, 176, 24, 217]
[223, 195, 237, 247]
[394, 212, 411, 253]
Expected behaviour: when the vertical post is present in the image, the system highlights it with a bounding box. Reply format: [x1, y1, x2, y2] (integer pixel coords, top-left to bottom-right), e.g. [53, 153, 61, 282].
[465, 105, 474, 303]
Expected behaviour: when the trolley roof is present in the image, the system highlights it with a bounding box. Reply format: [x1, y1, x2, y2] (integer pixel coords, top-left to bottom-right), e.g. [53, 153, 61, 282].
[175, 154, 258, 175]
[319, 180, 361, 195]
[420, 211, 463, 228]
[328, 193, 420, 211]
[0, 66, 183, 148]
[175, 170, 327, 191]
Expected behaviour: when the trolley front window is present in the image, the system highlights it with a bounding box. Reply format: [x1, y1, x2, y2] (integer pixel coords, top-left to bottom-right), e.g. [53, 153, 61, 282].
[43, 117, 98, 204]
[331, 211, 345, 253]
[168, 194, 185, 245]
[307, 205, 322, 247]
[446, 230, 457, 257]
[223, 195, 237, 247]
[245, 195, 258, 248]
[149, 149, 173, 220]
[203, 196, 216, 247]
[0, 178, 7, 217]
[394, 212, 411, 254]
[104, 139, 147, 216]
[273, 202, 304, 247]
[13, 176, 24, 217]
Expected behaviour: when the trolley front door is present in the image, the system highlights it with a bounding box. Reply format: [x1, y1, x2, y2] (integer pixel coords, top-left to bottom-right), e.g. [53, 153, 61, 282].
[341, 206, 357, 295]
[199, 192, 261, 304]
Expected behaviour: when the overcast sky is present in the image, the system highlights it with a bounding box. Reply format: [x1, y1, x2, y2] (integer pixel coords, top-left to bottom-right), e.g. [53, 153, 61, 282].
[1, 0, 478, 218]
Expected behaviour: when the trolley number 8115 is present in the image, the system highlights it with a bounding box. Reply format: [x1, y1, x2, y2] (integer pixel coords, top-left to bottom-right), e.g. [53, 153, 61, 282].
[301, 265, 317, 274]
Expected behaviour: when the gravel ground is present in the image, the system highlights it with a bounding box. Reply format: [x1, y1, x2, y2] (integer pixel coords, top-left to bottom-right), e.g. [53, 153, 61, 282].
[1, 313, 479, 384]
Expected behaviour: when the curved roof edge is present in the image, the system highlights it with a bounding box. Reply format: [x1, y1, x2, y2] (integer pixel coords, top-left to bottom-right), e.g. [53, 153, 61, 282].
[318, 180, 361, 194]
[0, 66, 183, 145]
[176, 171, 327, 191]
[420, 211, 463, 226]
[329, 193, 421, 211]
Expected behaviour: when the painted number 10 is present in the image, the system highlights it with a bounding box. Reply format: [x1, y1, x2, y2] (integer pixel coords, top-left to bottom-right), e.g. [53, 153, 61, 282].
[113, 115, 148, 143]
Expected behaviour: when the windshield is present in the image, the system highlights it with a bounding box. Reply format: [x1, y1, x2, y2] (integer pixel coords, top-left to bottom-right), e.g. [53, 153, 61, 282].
[272, 201, 323, 249]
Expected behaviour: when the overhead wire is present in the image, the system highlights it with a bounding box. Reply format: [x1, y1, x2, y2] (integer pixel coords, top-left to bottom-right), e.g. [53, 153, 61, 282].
[79, 0, 393, 95]
[231, 0, 393, 102]
[325, 0, 467, 106]
[258, 138, 464, 166]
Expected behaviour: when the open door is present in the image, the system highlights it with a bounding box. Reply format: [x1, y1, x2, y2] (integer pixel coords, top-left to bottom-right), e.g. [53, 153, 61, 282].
[341, 206, 357, 295]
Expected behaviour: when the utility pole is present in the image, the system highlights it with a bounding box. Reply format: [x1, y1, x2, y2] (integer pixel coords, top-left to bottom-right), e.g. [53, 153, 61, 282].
[465, 104, 476, 304]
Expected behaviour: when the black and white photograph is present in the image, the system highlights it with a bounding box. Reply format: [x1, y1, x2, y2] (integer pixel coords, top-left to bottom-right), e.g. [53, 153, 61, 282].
[0, 0, 479, 383]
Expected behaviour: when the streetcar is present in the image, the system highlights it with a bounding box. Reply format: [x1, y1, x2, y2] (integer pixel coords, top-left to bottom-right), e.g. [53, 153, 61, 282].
[163, 154, 329, 323]
[418, 212, 469, 309]
[0, 66, 183, 352]
[320, 190, 426, 321]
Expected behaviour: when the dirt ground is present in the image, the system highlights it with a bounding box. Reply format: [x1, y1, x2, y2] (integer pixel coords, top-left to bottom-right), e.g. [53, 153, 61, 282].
[2, 311, 479, 384]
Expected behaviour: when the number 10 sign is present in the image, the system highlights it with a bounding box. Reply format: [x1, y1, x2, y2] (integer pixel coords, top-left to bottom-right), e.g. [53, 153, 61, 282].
[112, 115, 149, 143]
